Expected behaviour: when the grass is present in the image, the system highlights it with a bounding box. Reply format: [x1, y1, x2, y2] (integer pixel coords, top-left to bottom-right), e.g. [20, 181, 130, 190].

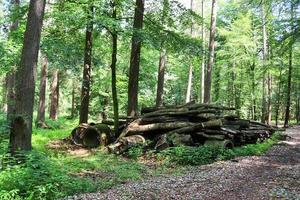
[0, 117, 145, 200]
[0, 116, 283, 200]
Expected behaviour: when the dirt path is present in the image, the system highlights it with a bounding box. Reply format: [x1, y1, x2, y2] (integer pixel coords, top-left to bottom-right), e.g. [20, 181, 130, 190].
[66, 127, 300, 200]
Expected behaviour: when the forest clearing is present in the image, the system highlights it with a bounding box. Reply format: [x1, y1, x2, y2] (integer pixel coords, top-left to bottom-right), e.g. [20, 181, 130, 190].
[0, 0, 299, 199]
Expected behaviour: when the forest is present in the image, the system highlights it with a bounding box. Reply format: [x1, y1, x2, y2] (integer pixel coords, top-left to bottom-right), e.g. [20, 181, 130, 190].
[0, 0, 299, 199]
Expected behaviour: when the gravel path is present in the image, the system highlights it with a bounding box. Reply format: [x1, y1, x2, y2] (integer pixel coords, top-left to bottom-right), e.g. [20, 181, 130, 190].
[65, 127, 300, 200]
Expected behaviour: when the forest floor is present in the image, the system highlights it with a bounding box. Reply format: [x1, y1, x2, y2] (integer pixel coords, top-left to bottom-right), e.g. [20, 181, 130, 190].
[65, 127, 300, 200]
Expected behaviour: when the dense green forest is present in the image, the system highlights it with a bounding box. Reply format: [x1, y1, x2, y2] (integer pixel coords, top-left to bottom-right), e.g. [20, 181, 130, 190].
[0, 0, 299, 199]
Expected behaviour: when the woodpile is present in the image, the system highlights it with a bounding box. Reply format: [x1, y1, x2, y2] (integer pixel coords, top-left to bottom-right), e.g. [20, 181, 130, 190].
[69, 103, 280, 153]
[108, 103, 278, 153]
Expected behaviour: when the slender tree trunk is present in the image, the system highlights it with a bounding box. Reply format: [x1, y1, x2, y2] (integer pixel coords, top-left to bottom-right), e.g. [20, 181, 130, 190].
[6, 73, 16, 122]
[4, 0, 20, 120]
[284, 3, 294, 128]
[204, 0, 217, 103]
[284, 49, 293, 127]
[155, 0, 169, 107]
[200, 0, 205, 103]
[111, 0, 119, 135]
[36, 56, 48, 127]
[49, 69, 59, 120]
[10, 0, 46, 153]
[186, 64, 193, 103]
[71, 81, 75, 119]
[127, 0, 145, 117]
[261, 3, 268, 123]
[267, 72, 272, 124]
[156, 47, 166, 107]
[79, 5, 94, 124]
[275, 68, 282, 126]
[185, 0, 194, 103]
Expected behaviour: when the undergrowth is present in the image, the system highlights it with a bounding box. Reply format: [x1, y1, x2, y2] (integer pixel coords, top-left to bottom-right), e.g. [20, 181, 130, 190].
[127, 133, 282, 166]
[0, 114, 282, 200]
[0, 117, 144, 200]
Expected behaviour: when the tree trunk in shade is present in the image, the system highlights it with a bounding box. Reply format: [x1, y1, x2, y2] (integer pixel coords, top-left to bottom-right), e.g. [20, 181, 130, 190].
[49, 69, 59, 120]
[284, 3, 294, 128]
[71, 81, 76, 119]
[260, 3, 268, 124]
[200, 0, 205, 103]
[79, 5, 94, 124]
[204, 0, 217, 103]
[10, 0, 46, 153]
[36, 57, 48, 127]
[156, 47, 166, 107]
[111, 0, 119, 135]
[4, 0, 20, 121]
[127, 0, 145, 117]
[185, 0, 194, 103]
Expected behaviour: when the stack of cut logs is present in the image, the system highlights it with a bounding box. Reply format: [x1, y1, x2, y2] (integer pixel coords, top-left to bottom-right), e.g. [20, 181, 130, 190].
[70, 103, 278, 154]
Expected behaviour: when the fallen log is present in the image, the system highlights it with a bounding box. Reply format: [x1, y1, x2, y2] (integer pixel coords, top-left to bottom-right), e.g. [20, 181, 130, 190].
[108, 135, 145, 154]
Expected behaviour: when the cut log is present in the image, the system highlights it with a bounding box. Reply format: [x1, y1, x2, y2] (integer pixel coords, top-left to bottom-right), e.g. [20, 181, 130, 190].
[108, 135, 145, 154]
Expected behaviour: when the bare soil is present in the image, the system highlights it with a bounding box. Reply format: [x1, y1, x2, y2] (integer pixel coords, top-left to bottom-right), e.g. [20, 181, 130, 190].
[65, 127, 300, 200]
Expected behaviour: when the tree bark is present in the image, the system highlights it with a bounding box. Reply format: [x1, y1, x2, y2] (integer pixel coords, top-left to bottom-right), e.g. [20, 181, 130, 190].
[200, 0, 205, 103]
[284, 48, 292, 127]
[111, 0, 119, 135]
[10, 0, 46, 153]
[185, 0, 194, 103]
[127, 0, 145, 117]
[79, 5, 94, 124]
[204, 0, 217, 103]
[6, 73, 16, 122]
[36, 56, 48, 126]
[275, 67, 282, 126]
[261, 3, 268, 124]
[49, 69, 59, 120]
[284, 3, 294, 128]
[71, 80, 76, 119]
[156, 47, 166, 107]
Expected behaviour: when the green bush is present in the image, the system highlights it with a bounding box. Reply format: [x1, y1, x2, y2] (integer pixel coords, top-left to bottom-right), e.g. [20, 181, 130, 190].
[152, 133, 281, 166]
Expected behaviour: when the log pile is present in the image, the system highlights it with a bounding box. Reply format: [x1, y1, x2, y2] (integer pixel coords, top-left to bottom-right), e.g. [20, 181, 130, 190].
[108, 103, 278, 153]
[69, 103, 280, 153]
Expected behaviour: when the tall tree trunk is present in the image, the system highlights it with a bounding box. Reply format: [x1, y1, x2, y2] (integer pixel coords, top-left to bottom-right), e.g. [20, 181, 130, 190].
[71, 81, 76, 119]
[79, 5, 94, 124]
[204, 0, 217, 103]
[156, 47, 166, 107]
[111, 0, 119, 135]
[127, 0, 145, 117]
[4, 0, 20, 120]
[275, 68, 282, 126]
[267, 72, 272, 124]
[200, 0, 205, 103]
[155, 0, 169, 107]
[261, 3, 268, 123]
[6, 73, 16, 122]
[284, 3, 294, 128]
[10, 0, 46, 153]
[36, 56, 48, 127]
[185, 0, 194, 103]
[284, 48, 293, 127]
[49, 69, 59, 120]
[185, 64, 193, 103]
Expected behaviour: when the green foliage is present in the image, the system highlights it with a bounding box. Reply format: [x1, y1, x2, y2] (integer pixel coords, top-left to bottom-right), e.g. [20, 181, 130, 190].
[154, 133, 281, 166]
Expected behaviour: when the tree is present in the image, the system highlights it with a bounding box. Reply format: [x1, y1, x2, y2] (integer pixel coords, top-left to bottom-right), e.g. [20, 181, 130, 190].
[79, 4, 94, 124]
[49, 69, 59, 120]
[155, 0, 169, 107]
[111, 0, 119, 135]
[200, 0, 205, 103]
[204, 0, 217, 103]
[36, 56, 48, 127]
[185, 0, 194, 103]
[9, 0, 46, 153]
[127, 0, 145, 117]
